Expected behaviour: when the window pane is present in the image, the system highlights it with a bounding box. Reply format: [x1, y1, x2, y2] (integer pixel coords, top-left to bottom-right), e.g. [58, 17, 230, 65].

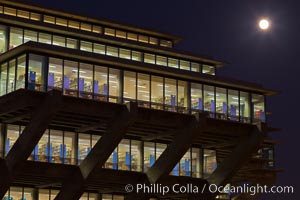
[63, 60, 78, 97]
[138, 35, 148, 43]
[160, 40, 172, 48]
[216, 87, 227, 120]
[191, 83, 203, 113]
[44, 15, 55, 24]
[38, 32, 51, 44]
[180, 150, 191, 176]
[78, 134, 91, 164]
[131, 140, 142, 172]
[92, 25, 102, 34]
[36, 131, 49, 162]
[28, 54, 46, 92]
[79, 63, 93, 99]
[178, 81, 188, 113]
[93, 43, 105, 54]
[118, 139, 130, 170]
[168, 58, 178, 68]
[119, 48, 131, 59]
[240, 91, 250, 123]
[8, 187, 23, 200]
[17, 10, 30, 19]
[64, 132, 75, 165]
[109, 68, 120, 103]
[6, 125, 20, 155]
[106, 46, 118, 57]
[116, 30, 126, 39]
[0, 63, 8, 95]
[24, 30, 37, 43]
[123, 71, 136, 102]
[151, 76, 163, 110]
[252, 94, 265, 122]
[80, 41, 93, 52]
[80, 23, 92, 31]
[180, 60, 190, 70]
[202, 64, 215, 75]
[50, 130, 63, 163]
[144, 53, 155, 64]
[56, 18, 67, 27]
[94, 65, 108, 101]
[127, 32, 137, 41]
[68, 20, 80, 29]
[8, 59, 16, 93]
[191, 148, 201, 178]
[105, 148, 118, 169]
[203, 149, 217, 178]
[149, 37, 158, 45]
[48, 58, 63, 91]
[191, 62, 200, 72]
[30, 13, 40, 21]
[137, 73, 150, 108]
[144, 142, 155, 172]
[9, 27, 23, 50]
[4, 7, 16, 16]
[104, 28, 115, 36]
[164, 78, 176, 112]
[228, 89, 239, 121]
[204, 85, 215, 117]
[16, 55, 26, 90]
[52, 35, 65, 47]
[66, 38, 77, 49]
[0, 25, 7, 53]
[131, 51, 141, 61]
[156, 56, 167, 66]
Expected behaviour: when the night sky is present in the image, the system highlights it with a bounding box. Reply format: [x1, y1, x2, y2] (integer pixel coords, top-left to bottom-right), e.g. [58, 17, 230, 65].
[17, 0, 299, 199]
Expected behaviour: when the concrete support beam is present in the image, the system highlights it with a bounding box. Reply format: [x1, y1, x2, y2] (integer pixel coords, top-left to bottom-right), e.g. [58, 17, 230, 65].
[125, 114, 207, 200]
[0, 90, 62, 198]
[54, 102, 137, 200]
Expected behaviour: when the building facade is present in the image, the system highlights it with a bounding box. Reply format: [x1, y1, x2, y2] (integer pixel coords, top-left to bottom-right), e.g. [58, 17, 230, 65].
[0, 1, 278, 200]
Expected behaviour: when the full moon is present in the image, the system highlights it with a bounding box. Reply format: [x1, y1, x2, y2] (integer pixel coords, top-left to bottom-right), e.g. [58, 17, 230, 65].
[259, 19, 270, 30]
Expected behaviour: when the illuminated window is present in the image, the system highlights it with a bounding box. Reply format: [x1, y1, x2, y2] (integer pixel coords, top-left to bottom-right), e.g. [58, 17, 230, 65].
[68, 20, 80, 29]
[53, 35, 65, 47]
[127, 32, 137, 41]
[0, 25, 7, 53]
[79, 63, 93, 99]
[191, 62, 200, 72]
[118, 139, 130, 170]
[8, 59, 16, 93]
[56, 18, 67, 26]
[9, 27, 23, 49]
[30, 12, 40, 21]
[137, 73, 150, 108]
[17, 10, 29, 19]
[24, 30, 37, 43]
[66, 38, 77, 49]
[216, 87, 227, 120]
[104, 28, 115, 36]
[228, 89, 239, 121]
[0, 6, 3, 14]
[106, 46, 118, 57]
[202, 64, 215, 75]
[204, 85, 215, 116]
[131, 51, 141, 61]
[80, 41, 93, 52]
[151, 76, 163, 110]
[160, 40, 172, 48]
[92, 25, 102, 34]
[165, 78, 177, 112]
[116, 30, 126, 39]
[168, 58, 178, 68]
[28, 54, 46, 92]
[48, 57, 63, 91]
[63, 60, 78, 97]
[80, 23, 92, 31]
[38, 33, 51, 44]
[180, 60, 190, 70]
[44, 15, 55, 24]
[240, 91, 250, 123]
[16, 55, 26, 90]
[124, 71, 136, 102]
[178, 81, 188, 113]
[4, 7, 16, 16]
[156, 56, 167, 66]
[252, 94, 265, 122]
[203, 149, 217, 178]
[149, 37, 158, 45]
[94, 65, 108, 101]
[0, 63, 8, 96]
[93, 43, 105, 54]
[138, 35, 148, 43]
[144, 53, 155, 64]
[109, 68, 120, 103]
[191, 83, 203, 113]
[119, 48, 131, 59]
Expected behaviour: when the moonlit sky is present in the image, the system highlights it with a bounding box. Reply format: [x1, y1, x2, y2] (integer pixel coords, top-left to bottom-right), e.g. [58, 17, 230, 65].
[13, 0, 300, 199]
